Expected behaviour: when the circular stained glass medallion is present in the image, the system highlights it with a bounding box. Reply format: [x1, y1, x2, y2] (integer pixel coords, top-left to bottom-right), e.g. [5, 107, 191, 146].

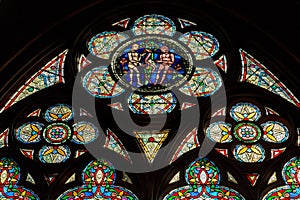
[43, 123, 71, 144]
[233, 123, 261, 143]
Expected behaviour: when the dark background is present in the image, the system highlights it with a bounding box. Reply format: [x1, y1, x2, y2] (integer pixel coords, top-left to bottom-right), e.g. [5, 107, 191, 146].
[0, 0, 299, 67]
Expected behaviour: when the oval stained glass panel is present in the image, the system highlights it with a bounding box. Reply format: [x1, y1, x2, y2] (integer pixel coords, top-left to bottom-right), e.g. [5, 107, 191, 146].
[44, 104, 73, 122]
[132, 14, 176, 36]
[72, 121, 99, 144]
[82, 66, 125, 98]
[88, 31, 129, 59]
[230, 102, 261, 122]
[128, 92, 177, 114]
[15, 122, 44, 143]
[261, 121, 289, 143]
[179, 67, 222, 97]
[206, 121, 232, 143]
[39, 145, 71, 163]
[178, 31, 219, 60]
[233, 144, 265, 163]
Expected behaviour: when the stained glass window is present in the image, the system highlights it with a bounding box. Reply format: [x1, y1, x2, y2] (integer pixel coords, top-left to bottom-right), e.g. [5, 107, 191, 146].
[163, 158, 245, 199]
[179, 67, 222, 97]
[0, 157, 40, 199]
[205, 101, 290, 163]
[132, 14, 176, 36]
[0, 49, 68, 113]
[263, 157, 300, 199]
[134, 129, 169, 163]
[171, 128, 200, 163]
[104, 129, 131, 161]
[57, 159, 139, 199]
[128, 92, 177, 114]
[240, 49, 300, 108]
[0, 8, 299, 200]
[178, 31, 219, 60]
[82, 66, 125, 98]
[88, 31, 129, 59]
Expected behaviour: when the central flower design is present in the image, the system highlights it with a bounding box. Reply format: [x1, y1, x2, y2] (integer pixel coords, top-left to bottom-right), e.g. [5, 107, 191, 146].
[206, 102, 290, 163]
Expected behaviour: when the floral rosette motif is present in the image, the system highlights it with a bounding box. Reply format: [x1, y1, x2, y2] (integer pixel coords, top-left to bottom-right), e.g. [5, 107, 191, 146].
[206, 102, 290, 163]
[14, 103, 99, 163]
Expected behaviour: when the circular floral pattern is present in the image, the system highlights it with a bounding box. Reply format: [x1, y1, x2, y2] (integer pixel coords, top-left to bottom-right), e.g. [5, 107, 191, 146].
[206, 102, 289, 163]
[233, 122, 261, 143]
[43, 123, 71, 144]
[15, 104, 99, 164]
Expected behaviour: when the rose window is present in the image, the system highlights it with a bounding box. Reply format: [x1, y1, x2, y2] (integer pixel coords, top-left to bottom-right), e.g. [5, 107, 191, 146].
[13, 103, 99, 163]
[206, 102, 290, 163]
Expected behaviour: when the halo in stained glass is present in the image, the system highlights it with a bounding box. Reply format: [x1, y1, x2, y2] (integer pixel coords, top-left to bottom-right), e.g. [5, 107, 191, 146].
[132, 14, 176, 36]
[179, 67, 222, 97]
[233, 122, 261, 143]
[44, 104, 73, 122]
[43, 123, 71, 144]
[38, 145, 71, 163]
[205, 121, 232, 143]
[230, 102, 261, 122]
[261, 121, 289, 143]
[15, 122, 44, 144]
[233, 144, 265, 163]
[178, 31, 219, 60]
[72, 121, 99, 144]
[282, 157, 300, 185]
[88, 31, 129, 59]
[185, 158, 220, 185]
[128, 92, 177, 114]
[82, 66, 125, 98]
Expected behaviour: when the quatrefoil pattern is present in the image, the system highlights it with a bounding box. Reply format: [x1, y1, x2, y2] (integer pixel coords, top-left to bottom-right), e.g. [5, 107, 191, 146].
[14, 104, 99, 163]
[206, 102, 289, 163]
